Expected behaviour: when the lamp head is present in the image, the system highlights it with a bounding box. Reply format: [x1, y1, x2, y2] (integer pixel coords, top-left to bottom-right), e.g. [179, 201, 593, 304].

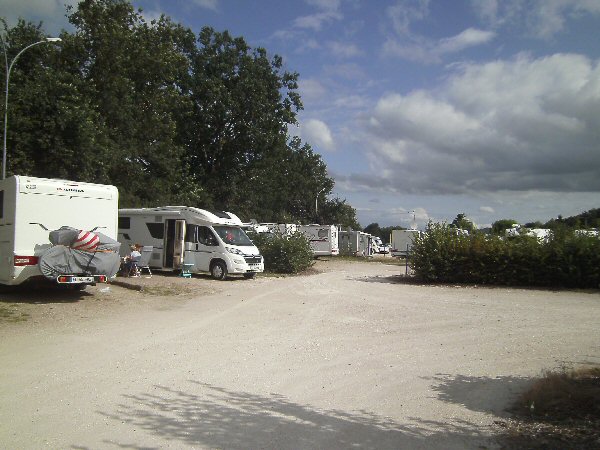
[46, 37, 62, 42]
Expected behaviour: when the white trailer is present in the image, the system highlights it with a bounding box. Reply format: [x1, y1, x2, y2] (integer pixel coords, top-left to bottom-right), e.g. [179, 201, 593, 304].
[118, 206, 264, 280]
[0, 175, 119, 286]
[339, 230, 373, 256]
[298, 224, 339, 256]
[390, 229, 421, 257]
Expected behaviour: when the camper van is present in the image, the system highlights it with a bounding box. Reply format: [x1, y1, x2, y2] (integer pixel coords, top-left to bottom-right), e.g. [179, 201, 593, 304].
[118, 206, 264, 280]
[390, 229, 421, 257]
[298, 224, 339, 256]
[0, 175, 120, 287]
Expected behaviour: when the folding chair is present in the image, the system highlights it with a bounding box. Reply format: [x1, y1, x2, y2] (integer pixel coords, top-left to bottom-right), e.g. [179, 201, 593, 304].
[137, 246, 153, 277]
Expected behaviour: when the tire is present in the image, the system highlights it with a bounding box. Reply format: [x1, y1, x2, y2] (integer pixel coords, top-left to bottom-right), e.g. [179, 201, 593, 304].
[243, 272, 256, 279]
[210, 261, 228, 280]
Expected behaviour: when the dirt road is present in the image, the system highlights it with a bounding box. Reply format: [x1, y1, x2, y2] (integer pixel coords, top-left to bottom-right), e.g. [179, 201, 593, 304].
[1, 260, 599, 449]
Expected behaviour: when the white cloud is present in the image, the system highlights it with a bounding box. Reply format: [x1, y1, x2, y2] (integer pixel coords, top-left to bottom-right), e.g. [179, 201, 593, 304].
[480, 206, 495, 213]
[302, 119, 335, 151]
[383, 27, 495, 63]
[361, 53, 600, 195]
[293, 10, 343, 30]
[386, 0, 430, 36]
[437, 28, 496, 53]
[471, 0, 600, 39]
[1, 0, 79, 33]
[191, 0, 219, 11]
[326, 41, 363, 58]
[299, 78, 327, 102]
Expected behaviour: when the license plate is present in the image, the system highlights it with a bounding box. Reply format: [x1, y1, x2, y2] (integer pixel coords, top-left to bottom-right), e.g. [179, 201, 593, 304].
[66, 276, 94, 283]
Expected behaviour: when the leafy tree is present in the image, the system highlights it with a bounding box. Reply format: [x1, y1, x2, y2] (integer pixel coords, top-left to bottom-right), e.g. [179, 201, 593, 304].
[363, 223, 381, 235]
[1, 1, 360, 227]
[318, 198, 360, 229]
[451, 213, 476, 232]
[492, 219, 518, 235]
[184, 27, 302, 209]
[66, 0, 201, 206]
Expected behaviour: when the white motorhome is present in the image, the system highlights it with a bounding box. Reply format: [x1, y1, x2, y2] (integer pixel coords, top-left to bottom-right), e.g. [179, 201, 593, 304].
[118, 206, 264, 280]
[298, 224, 339, 256]
[0, 175, 119, 286]
[390, 229, 421, 257]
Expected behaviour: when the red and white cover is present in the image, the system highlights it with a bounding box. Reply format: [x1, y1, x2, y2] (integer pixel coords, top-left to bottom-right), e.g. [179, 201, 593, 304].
[71, 230, 99, 251]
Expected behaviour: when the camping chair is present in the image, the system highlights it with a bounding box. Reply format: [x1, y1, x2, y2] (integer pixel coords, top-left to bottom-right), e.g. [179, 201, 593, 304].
[135, 246, 153, 277]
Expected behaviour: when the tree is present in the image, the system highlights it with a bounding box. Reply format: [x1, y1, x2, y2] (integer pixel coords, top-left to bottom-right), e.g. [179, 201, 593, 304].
[492, 219, 518, 235]
[451, 213, 476, 232]
[184, 27, 303, 210]
[66, 0, 201, 206]
[319, 198, 360, 230]
[1, 1, 359, 225]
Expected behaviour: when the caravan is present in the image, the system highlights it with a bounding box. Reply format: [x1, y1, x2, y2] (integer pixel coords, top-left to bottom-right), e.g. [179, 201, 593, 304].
[298, 224, 339, 256]
[338, 230, 373, 256]
[118, 206, 264, 280]
[390, 229, 421, 257]
[0, 175, 120, 287]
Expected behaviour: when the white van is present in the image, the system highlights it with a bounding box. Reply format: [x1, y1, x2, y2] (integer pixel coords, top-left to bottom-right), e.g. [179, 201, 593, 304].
[118, 206, 264, 280]
[297, 224, 339, 256]
[0, 175, 119, 287]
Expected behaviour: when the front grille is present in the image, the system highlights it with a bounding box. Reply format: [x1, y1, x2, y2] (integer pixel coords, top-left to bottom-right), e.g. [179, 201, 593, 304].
[244, 256, 262, 264]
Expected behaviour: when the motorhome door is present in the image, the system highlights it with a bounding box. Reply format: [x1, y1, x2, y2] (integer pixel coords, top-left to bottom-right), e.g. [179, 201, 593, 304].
[164, 219, 186, 269]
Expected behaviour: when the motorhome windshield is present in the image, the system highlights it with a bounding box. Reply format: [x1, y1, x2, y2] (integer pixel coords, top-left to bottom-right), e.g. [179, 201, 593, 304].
[214, 226, 253, 246]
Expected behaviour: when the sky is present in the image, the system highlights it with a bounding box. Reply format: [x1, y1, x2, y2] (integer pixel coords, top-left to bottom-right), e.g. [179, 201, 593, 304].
[3, 0, 600, 229]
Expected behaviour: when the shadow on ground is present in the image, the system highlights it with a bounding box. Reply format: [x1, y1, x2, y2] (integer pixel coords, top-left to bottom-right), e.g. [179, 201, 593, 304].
[95, 382, 496, 450]
[428, 373, 534, 416]
[0, 283, 91, 304]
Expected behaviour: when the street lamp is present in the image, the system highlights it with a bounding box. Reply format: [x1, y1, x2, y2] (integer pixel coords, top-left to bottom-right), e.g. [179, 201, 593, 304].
[315, 187, 325, 216]
[2, 36, 62, 179]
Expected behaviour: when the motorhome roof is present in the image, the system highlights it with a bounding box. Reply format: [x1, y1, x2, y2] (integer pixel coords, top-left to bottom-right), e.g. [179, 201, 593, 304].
[118, 206, 243, 225]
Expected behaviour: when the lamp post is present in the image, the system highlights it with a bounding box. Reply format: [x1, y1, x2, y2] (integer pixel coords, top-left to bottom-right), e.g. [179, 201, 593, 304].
[2, 36, 61, 179]
[315, 187, 325, 216]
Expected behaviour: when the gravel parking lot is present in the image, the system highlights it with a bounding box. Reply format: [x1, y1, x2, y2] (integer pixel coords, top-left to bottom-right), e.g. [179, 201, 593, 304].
[1, 259, 599, 449]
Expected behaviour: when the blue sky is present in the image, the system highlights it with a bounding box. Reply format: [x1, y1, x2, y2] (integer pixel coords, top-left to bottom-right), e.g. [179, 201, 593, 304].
[3, 0, 600, 228]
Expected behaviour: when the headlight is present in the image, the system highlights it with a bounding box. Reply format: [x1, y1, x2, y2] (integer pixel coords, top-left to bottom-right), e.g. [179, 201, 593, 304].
[226, 247, 243, 255]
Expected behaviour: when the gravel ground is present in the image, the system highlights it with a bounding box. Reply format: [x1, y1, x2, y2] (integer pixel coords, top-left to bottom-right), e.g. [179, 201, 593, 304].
[0, 259, 599, 449]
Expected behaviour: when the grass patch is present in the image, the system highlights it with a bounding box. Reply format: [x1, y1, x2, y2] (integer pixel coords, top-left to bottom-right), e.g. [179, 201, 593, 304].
[498, 367, 600, 449]
[329, 255, 407, 265]
[141, 285, 192, 296]
[0, 303, 31, 322]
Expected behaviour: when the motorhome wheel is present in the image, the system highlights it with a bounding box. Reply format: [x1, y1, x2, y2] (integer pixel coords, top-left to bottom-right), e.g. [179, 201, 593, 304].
[210, 261, 228, 280]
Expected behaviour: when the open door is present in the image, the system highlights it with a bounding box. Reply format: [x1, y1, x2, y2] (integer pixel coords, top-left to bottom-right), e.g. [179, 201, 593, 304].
[164, 219, 186, 269]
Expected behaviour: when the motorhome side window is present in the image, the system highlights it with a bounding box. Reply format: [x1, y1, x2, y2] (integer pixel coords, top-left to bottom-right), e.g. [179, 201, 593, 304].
[198, 226, 218, 246]
[185, 224, 198, 243]
[118, 216, 130, 229]
[146, 222, 164, 239]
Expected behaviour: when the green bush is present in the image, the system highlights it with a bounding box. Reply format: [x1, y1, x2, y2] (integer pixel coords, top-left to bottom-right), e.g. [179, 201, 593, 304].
[410, 222, 600, 288]
[252, 232, 314, 274]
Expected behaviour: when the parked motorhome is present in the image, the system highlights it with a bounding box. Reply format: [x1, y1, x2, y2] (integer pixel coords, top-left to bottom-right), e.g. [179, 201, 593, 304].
[339, 230, 373, 256]
[390, 229, 421, 257]
[298, 224, 339, 256]
[0, 175, 120, 287]
[118, 207, 264, 280]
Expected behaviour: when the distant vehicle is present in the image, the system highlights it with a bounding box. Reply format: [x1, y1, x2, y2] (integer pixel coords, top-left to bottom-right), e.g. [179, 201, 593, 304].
[372, 236, 389, 254]
[118, 206, 263, 280]
[390, 229, 421, 257]
[298, 224, 339, 256]
[0, 175, 120, 288]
